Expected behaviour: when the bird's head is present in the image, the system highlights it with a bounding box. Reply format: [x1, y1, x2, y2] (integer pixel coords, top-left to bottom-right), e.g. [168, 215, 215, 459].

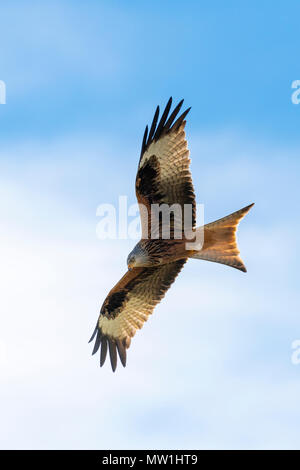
[127, 243, 151, 270]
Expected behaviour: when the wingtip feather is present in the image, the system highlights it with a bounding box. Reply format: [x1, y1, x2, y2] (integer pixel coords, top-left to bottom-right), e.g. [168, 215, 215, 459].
[141, 98, 190, 157]
[100, 336, 108, 367]
[88, 323, 98, 343]
[109, 340, 118, 372]
[91, 330, 101, 355]
[116, 339, 127, 368]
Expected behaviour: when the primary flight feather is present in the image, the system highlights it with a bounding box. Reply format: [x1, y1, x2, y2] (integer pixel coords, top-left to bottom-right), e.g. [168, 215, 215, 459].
[89, 97, 253, 371]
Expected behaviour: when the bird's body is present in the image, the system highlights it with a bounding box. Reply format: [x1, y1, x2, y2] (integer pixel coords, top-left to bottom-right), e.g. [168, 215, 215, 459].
[90, 98, 254, 371]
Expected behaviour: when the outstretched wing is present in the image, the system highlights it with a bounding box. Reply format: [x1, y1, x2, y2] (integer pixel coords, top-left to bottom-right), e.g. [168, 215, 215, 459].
[89, 259, 186, 371]
[136, 98, 196, 239]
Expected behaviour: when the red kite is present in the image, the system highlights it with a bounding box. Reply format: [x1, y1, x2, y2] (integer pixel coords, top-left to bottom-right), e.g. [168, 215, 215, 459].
[89, 98, 253, 371]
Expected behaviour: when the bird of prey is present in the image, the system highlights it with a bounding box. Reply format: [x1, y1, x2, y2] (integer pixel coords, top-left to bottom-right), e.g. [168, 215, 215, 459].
[89, 97, 253, 371]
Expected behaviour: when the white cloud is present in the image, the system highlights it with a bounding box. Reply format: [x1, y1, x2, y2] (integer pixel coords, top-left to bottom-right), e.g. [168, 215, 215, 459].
[0, 133, 299, 449]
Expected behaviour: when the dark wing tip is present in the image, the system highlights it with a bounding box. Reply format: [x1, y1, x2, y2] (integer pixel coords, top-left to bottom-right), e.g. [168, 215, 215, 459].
[108, 339, 118, 372]
[100, 336, 108, 367]
[94, 336, 127, 370]
[147, 105, 160, 143]
[116, 339, 127, 368]
[90, 329, 125, 371]
[91, 329, 102, 355]
[140, 98, 190, 159]
[163, 99, 184, 132]
[88, 323, 98, 343]
[171, 107, 191, 132]
[154, 97, 173, 141]
[140, 125, 148, 158]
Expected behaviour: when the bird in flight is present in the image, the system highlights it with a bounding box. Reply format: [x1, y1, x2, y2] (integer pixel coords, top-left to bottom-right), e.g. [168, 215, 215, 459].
[89, 98, 253, 371]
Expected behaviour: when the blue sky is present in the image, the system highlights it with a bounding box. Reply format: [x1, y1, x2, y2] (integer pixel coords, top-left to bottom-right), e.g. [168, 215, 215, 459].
[0, 0, 300, 449]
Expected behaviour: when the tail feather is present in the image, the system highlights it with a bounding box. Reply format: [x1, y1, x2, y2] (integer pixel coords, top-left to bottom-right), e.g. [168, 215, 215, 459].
[188, 203, 254, 272]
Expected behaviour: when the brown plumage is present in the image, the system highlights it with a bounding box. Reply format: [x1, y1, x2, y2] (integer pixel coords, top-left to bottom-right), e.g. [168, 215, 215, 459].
[90, 97, 254, 371]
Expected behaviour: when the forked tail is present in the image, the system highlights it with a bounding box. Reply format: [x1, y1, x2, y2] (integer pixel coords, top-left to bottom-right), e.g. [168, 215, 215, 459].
[188, 203, 254, 272]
